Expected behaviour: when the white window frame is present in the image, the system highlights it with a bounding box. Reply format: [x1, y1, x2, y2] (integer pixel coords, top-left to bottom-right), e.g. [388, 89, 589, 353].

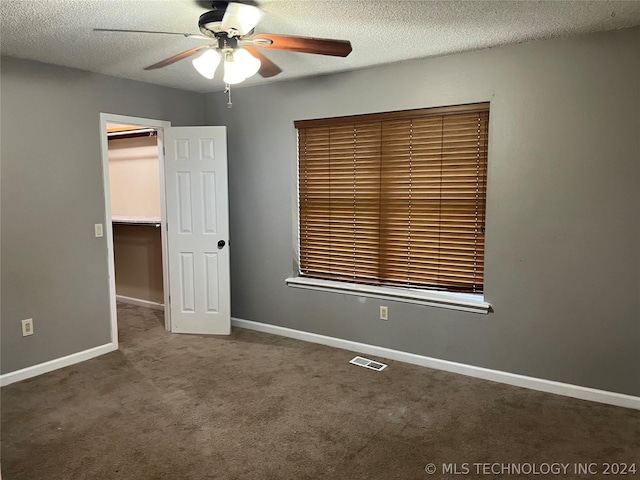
[285, 276, 490, 314]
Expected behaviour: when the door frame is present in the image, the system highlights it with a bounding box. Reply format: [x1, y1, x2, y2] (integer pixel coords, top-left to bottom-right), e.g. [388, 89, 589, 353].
[99, 113, 172, 346]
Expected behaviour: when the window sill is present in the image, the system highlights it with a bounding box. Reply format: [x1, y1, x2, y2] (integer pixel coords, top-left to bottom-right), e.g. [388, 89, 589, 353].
[285, 277, 491, 314]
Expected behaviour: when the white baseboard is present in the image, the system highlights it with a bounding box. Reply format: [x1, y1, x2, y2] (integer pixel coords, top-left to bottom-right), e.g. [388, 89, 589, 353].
[116, 295, 164, 311]
[231, 317, 640, 411]
[0, 343, 117, 387]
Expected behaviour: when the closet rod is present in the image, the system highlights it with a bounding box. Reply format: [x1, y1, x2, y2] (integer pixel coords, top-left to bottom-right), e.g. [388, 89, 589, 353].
[108, 128, 157, 140]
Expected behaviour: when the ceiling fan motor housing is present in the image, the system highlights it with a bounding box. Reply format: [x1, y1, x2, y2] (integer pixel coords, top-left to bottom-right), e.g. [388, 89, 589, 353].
[198, 5, 227, 37]
[199, 1, 261, 38]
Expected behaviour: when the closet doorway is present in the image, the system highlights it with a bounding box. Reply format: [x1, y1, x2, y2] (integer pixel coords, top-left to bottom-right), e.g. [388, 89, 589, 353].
[100, 114, 172, 345]
[108, 123, 165, 311]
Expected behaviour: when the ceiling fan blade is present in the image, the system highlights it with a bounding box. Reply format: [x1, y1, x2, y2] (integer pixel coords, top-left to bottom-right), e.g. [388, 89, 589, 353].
[94, 28, 211, 40]
[144, 45, 210, 70]
[244, 46, 282, 78]
[252, 34, 352, 57]
[221, 2, 264, 36]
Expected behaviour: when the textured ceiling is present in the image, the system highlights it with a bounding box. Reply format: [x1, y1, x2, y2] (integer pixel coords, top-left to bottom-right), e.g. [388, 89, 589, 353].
[2, 0, 640, 93]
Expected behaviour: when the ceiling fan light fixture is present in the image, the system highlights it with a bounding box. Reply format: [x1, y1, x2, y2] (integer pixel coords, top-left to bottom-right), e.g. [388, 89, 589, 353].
[234, 47, 261, 77]
[223, 48, 261, 84]
[192, 49, 221, 79]
[222, 53, 245, 85]
[220, 2, 264, 37]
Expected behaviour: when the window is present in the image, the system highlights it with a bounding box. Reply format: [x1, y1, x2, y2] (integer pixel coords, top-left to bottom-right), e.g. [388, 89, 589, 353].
[293, 102, 489, 297]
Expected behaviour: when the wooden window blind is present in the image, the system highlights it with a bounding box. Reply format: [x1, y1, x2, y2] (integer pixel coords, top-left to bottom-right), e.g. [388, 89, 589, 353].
[295, 102, 489, 294]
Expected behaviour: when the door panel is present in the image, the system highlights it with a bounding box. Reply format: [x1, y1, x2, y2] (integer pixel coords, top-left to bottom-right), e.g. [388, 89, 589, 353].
[165, 127, 230, 334]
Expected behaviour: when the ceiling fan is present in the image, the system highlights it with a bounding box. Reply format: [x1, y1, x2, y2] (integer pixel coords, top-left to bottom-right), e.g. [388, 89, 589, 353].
[95, 0, 353, 87]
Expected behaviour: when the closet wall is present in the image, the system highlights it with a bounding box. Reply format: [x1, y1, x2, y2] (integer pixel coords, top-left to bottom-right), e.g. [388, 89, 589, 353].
[108, 134, 164, 305]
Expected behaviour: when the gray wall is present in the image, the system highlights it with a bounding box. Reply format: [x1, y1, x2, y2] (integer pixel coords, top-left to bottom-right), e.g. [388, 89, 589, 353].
[1, 57, 205, 374]
[204, 27, 640, 396]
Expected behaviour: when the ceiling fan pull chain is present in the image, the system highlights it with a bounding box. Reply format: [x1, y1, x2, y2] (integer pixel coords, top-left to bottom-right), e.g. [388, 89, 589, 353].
[224, 83, 233, 108]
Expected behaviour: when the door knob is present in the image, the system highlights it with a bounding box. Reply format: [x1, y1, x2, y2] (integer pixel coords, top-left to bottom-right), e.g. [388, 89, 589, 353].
[217, 240, 226, 249]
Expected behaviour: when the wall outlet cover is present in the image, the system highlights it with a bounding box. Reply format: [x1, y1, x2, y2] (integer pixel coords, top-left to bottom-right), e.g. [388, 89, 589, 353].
[22, 318, 34, 336]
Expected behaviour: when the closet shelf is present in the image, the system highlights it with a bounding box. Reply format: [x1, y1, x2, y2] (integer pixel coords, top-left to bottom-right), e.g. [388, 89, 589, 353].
[112, 216, 161, 227]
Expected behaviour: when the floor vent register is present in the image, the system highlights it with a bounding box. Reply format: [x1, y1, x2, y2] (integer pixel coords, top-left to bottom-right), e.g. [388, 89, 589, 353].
[349, 356, 388, 371]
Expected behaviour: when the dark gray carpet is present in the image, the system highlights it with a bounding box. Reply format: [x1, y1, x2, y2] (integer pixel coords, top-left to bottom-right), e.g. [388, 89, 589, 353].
[1, 303, 639, 479]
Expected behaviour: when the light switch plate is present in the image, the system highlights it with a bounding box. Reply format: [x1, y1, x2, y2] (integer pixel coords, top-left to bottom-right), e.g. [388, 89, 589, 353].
[95, 223, 104, 237]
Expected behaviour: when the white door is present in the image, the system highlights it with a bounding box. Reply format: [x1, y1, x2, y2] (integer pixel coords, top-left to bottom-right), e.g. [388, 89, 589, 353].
[164, 126, 230, 334]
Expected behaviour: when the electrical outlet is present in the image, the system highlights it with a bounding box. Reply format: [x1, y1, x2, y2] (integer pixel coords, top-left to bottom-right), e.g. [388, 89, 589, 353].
[95, 223, 104, 237]
[22, 318, 34, 337]
[380, 306, 389, 321]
